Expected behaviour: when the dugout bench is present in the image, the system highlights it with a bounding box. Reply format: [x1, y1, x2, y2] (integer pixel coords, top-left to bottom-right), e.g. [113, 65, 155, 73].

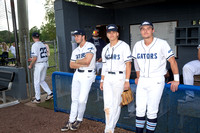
[0, 70, 15, 104]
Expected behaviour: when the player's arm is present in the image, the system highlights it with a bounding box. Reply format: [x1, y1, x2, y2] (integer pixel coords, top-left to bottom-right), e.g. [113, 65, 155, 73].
[124, 61, 131, 90]
[134, 59, 140, 85]
[75, 53, 94, 66]
[198, 48, 200, 61]
[70, 61, 87, 69]
[28, 56, 37, 69]
[167, 56, 179, 92]
[135, 71, 140, 85]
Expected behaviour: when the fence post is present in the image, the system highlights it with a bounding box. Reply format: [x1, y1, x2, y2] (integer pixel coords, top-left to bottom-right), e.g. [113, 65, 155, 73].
[56, 37, 60, 71]
[54, 40, 58, 71]
[24, 35, 32, 98]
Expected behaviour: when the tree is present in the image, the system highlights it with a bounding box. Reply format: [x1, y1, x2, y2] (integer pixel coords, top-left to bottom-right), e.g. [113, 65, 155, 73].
[0, 30, 15, 44]
[29, 26, 40, 42]
[40, 0, 56, 41]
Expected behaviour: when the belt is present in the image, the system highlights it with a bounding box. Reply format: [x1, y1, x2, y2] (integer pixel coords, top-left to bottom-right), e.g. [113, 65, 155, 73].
[108, 71, 123, 74]
[78, 69, 93, 73]
[37, 61, 47, 63]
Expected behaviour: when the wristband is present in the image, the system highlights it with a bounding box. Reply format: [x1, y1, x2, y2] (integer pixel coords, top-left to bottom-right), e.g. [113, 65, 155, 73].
[174, 74, 179, 81]
[100, 79, 104, 82]
[125, 79, 129, 82]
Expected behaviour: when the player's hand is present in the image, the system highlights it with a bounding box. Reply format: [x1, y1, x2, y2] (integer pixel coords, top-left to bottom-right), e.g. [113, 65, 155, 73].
[124, 81, 130, 91]
[100, 82, 103, 91]
[97, 58, 102, 62]
[135, 78, 139, 85]
[167, 81, 179, 92]
[28, 65, 32, 69]
[28, 58, 32, 62]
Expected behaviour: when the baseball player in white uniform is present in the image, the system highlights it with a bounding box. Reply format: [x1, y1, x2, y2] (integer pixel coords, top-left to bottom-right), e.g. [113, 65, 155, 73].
[28, 32, 53, 104]
[178, 44, 200, 103]
[61, 29, 96, 132]
[100, 24, 132, 133]
[132, 21, 179, 133]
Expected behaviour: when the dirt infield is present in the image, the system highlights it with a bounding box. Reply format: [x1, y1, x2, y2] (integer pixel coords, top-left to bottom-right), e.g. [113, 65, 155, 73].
[0, 102, 135, 133]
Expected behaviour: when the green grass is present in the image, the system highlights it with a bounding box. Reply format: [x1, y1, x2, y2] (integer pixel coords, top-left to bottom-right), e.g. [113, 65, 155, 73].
[47, 46, 59, 76]
[37, 99, 54, 110]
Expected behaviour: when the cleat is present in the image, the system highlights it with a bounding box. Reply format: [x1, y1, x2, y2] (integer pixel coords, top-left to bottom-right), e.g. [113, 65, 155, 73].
[70, 120, 82, 131]
[61, 121, 73, 132]
[45, 93, 53, 101]
[31, 99, 41, 104]
[178, 95, 194, 103]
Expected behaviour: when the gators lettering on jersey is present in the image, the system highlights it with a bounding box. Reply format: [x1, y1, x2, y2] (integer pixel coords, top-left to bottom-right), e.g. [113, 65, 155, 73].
[101, 40, 132, 74]
[71, 42, 96, 70]
[132, 37, 174, 78]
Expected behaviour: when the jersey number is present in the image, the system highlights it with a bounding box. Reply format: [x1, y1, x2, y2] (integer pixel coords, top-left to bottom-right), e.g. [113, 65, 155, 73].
[40, 47, 47, 58]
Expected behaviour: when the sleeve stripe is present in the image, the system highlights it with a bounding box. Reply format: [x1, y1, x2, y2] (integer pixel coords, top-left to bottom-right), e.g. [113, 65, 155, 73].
[71, 59, 76, 62]
[86, 52, 94, 54]
[124, 59, 132, 63]
[102, 62, 106, 63]
[167, 54, 174, 60]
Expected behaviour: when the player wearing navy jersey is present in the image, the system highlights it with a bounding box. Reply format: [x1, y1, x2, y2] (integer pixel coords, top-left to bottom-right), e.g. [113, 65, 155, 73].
[28, 32, 53, 104]
[88, 29, 107, 75]
[100, 24, 132, 133]
[61, 29, 96, 132]
[132, 21, 179, 133]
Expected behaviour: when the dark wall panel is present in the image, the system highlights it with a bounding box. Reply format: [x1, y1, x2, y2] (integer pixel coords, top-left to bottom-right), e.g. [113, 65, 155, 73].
[115, 3, 200, 74]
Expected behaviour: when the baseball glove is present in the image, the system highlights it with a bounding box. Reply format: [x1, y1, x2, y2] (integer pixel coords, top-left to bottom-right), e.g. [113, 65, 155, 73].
[121, 87, 134, 106]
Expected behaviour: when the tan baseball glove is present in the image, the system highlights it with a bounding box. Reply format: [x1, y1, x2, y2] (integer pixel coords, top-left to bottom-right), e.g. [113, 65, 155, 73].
[121, 87, 134, 106]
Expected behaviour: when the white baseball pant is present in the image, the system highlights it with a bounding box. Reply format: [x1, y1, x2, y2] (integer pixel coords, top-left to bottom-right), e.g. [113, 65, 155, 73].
[34, 62, 52, 100]
[69, 70, 96, 123]
[136, 76, 165, 119]
[103, 72, 125, 133]
[95, 62, 102, 75]
[183, 60, 200, 97]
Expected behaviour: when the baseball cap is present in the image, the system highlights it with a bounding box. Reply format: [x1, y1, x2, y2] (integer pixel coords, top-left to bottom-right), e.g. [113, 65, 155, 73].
[73, 29, 86, 36]
[106, 24, 118, 32]
[140, 21, 154, 29]
[32, 32, 40, 37]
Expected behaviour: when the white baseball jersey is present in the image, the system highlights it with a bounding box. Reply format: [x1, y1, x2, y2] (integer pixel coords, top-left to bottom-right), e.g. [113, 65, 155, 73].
[71, 42, 96, 70]
[31, 41, 48, 63]
[101, 40, 132, 75]
[198, 44, 200, 49]
[132, 37, 174, 78]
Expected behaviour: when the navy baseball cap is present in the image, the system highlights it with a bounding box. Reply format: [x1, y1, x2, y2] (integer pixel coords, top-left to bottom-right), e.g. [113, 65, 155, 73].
[32, 32, 40, 37]
[73, 29, 86, 36]
[140, 21, 154, 29]
[106, 24, 118, 32]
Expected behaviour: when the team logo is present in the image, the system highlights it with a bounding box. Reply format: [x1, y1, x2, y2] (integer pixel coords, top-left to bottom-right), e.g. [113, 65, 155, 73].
[137, 53, 157, 59]
[108, 26, 115, 29]
[76, 53, 86, 59]
[168, 49, 172, 53]
[88, 47, 94, 50]
[142, 22, 150, 25]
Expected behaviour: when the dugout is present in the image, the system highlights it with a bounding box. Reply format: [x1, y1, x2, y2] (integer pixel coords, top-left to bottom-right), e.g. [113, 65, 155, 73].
[54, 0, 200, 75]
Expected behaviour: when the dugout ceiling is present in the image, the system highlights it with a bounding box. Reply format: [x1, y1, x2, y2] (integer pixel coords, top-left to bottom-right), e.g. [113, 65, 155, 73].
[79, 0, 166, 8]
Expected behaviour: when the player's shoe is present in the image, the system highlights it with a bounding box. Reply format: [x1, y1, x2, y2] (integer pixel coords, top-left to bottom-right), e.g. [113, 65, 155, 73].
[70, 120, 82, 131]
[61, 121, 73, 132]
[178, 95, 194, 103]
[31, 99, 41, 104]
[45, 93, 53, 101]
